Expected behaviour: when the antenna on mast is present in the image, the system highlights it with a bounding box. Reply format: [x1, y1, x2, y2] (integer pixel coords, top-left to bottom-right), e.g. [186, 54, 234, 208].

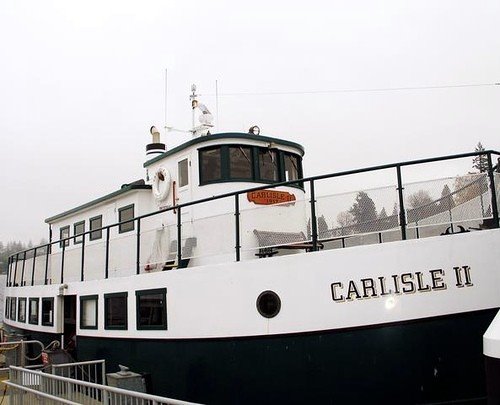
[164, 68, 168, 133]
[215, 80, 219, 130]
[190, 84, 198, 132]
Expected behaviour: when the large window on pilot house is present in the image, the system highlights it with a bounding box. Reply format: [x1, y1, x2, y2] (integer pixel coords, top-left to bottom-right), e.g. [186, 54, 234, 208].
[229, 146, 252, 180]
[199, 145, 302, 187]
[284, 153, 300, 181]
[258, 149, 279, 182]
[200, 148, 221, 184]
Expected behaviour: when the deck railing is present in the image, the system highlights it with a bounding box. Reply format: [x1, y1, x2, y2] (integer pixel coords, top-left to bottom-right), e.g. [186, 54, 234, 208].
[6, 150, 500, 287]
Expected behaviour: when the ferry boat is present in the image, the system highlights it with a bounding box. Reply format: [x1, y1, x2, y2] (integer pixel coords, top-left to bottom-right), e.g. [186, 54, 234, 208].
[3, 90, 500, 404]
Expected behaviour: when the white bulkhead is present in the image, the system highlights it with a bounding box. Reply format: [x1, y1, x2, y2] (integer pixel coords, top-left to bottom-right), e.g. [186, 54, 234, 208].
[42, 130, 307, 282]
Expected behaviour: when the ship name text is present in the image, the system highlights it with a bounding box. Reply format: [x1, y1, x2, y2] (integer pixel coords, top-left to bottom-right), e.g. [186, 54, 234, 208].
[330, 266, 473, 303]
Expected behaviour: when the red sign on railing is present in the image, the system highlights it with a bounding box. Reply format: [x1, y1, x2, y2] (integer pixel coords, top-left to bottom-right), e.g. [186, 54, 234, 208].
[247, 190, 296, 205]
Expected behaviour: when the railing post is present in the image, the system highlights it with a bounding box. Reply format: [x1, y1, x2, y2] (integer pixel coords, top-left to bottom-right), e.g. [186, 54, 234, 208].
[81, 234, 85, 282]
[105, 227, 110, 279]
[234, 194, 241, 262]
[136, 218, 141, 275]
[6, 257, 10, 287]
[31, 247, 37, 286]
[396, 165, 407, 240]
[13, 253, 18, 287]
[60, 241, 66, 284]
[44, 244, 50, 285]
[177, 207, 182, 266]
[20, 252, 26, 287]
[7, 256, 12, 287]
[310, 180, 318, 251]
[102, 360, 106, 385]
[487, 152, 499, 228]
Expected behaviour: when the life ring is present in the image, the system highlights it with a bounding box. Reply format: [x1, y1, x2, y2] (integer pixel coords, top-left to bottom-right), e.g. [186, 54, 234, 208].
[152, 167, 171, 201]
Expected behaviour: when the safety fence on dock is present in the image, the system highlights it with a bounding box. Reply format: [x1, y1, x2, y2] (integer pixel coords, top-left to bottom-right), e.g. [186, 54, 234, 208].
[5, 365, 203, 405]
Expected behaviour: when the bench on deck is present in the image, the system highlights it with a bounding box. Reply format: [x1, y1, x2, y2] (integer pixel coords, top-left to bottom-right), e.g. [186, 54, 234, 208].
[162, 237, 197, 270]
[253, 229, 323, 258]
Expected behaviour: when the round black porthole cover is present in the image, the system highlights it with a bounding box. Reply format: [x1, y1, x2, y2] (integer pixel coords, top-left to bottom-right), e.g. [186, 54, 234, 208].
[257, 290, 281, 318]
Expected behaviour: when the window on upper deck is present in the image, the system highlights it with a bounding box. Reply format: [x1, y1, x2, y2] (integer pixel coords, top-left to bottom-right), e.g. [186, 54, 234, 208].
[258, 149, 279, 182]
[200, 148, 222, 184]
[229, 146, 253, 180]
[118, 205, 134, 233]
[60, 226, 70, 248]
[89, 215, 103, 241]
[74, 221, 85, 244]
[178, 158, 189, 187]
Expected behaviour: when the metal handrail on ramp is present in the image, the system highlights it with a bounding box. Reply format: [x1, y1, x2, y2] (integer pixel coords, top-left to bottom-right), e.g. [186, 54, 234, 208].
[5, 365, 203, 405]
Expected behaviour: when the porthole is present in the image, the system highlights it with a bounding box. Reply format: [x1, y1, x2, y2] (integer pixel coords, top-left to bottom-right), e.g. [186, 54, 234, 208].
[256, 290, 281, 318]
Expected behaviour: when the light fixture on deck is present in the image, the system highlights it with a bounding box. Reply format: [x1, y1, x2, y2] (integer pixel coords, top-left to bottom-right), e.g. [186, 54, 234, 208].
[248, 125, 260, 136]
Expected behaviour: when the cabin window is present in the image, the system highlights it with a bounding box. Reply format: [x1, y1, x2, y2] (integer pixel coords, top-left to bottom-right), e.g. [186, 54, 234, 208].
[258, 149, 279, 182]
[80, 295, 98, 329]
[5, 297, 10, 320]
[284, 153, 301, 182]
[29, 298, 39, 325]
[104, 292, 128, 330]
[42, 297, 54, 326]
[60, 226, 70, 248]
[10, 297, 17, 320]
[118, 205, 134, 233]
[74, 221, 85, 244]
[200, 148, 222, 183]
[199, 145, 303, 188]
[229, 146, 253, 179]
[18, 298, 26, 323]
[136, 288, 167, 330]
[89, 215, 103, 241]
[178, 158, 189, 187]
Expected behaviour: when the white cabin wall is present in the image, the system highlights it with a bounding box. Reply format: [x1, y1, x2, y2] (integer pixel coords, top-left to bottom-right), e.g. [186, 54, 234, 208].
[48, 190, 152, 283]
[145, 136, 306, 264]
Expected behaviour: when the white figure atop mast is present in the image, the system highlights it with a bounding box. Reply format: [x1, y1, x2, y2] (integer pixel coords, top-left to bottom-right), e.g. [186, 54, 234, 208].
[190, 84, 214, 137]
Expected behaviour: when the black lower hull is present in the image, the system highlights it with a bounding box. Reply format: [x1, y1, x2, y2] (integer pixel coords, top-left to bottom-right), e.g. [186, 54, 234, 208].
[8, 309, 498, 404]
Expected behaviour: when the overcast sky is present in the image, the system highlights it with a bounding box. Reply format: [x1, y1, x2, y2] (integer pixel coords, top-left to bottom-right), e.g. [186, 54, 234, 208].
[1, 0, 499, 243]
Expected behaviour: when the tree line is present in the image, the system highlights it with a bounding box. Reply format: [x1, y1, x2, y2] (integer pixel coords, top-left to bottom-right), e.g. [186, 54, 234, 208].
[0, 240, 47, 274]
[330, 142, 495, 233]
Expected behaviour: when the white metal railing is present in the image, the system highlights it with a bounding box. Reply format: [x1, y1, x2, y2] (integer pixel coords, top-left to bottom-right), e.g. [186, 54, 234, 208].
[6, 365, 203, 405]
[51, 359, 106, 386]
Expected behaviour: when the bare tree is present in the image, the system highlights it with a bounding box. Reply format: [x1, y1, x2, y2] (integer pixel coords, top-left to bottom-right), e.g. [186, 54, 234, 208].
[337, 211, 355, 228]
